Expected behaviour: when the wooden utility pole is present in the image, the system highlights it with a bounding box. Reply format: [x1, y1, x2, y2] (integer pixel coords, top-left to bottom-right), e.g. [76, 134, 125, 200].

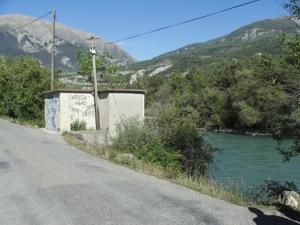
[89, 36, 101, 130]
[51, 9, 56, 90]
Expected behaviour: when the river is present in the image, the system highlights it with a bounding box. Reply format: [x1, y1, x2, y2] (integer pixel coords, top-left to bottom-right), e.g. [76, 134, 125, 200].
[209, 132, 300, 190]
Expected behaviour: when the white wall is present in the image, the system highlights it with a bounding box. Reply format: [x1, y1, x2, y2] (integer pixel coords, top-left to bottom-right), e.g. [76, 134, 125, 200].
[59, 92, 96, 131]
[107, 92, 144, 137]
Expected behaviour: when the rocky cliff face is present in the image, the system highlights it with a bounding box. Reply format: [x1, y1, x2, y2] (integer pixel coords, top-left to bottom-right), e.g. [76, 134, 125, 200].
[0, 14, 138, 71]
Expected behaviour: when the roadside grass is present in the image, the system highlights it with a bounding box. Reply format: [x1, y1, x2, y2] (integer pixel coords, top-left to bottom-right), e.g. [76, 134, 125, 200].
[0, 115, 44, 128]
[62, 132, 271, 209]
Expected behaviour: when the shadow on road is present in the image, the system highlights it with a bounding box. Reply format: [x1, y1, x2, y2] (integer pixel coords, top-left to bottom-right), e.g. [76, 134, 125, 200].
[277, 203, 300, 223]
[249, 207, 300, 225]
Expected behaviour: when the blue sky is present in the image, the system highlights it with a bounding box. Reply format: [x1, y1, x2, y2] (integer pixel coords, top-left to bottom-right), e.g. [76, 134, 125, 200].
[0, 0, 289, 61]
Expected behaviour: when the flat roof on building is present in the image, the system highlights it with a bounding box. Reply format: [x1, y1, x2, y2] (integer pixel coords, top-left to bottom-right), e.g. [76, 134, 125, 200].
[42, 88, 147, 95]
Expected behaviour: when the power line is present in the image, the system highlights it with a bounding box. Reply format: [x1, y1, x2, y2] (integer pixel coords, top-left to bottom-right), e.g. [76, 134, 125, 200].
[94, 0, 260, 48]
[46, 42, 91, 48]
[53, 0, 260, 50]
[0, 12, 52, 37]
[8, 1, 260, 57]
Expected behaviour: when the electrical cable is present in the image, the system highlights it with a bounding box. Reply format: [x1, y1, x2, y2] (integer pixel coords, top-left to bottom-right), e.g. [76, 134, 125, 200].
[94, 0, 260, 48]
[54, 0, 260, 50]
[0, 12, 52, 37]
[45, 42, 90, 47]
[8, 1, 260, 56]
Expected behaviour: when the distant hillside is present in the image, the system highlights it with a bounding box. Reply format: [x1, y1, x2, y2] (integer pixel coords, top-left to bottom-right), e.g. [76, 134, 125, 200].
[0, 14, 138, 71]
[121, 17, 299, 81]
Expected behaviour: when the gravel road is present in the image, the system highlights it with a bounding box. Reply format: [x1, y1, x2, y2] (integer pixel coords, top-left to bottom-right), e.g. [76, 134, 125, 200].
[0, 119, 299, 225]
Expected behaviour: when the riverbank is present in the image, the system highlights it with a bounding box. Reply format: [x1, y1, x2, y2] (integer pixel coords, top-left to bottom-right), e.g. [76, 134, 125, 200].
[208, 128, 272, 137]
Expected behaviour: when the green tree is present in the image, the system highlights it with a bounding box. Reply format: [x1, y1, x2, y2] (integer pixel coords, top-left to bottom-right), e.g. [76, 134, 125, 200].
[0, 56, 65, 120]
[270, 0, 300, 161]
[277, 33, 300, 68]
[76, 50, 123, 88]
[156, 105, 220, 179]
[278, 1, 300, 69]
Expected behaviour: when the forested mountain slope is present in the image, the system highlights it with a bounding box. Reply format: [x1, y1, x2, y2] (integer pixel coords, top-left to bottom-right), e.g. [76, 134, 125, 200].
[121, 17, 299, 78]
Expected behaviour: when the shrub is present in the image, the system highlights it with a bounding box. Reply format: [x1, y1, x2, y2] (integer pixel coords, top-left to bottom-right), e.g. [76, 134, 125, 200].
[256, 179, 299, 201]
[156, 106, 220, 179]
[111, 116, 158, 157]
[112, 109, 220, 180]
[141, 140, 183, 174]
[70, 119, 87, 131]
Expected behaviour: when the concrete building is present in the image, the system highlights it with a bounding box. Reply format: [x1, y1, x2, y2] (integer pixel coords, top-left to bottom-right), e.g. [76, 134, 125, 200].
[42, 88, 146, 141]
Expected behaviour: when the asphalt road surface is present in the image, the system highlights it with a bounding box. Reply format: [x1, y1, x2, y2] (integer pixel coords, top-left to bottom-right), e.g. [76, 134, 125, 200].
[0, 119, 299, 225]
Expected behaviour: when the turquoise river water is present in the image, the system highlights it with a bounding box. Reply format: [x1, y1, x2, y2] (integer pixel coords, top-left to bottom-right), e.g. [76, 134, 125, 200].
[209, 132, 300, 189]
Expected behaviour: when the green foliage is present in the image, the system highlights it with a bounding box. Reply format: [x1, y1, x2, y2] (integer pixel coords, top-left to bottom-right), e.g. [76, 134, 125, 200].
[277, 33, 300, 69]
[76, 50, 93, 80]
[141, 141, 183, 175]
[70, 119, 87, 131]
[112, 109, 220, 179]
[0, 56, 65, 120]
[111, 116, 183, 176]
[111, 116, 159, 157]
[157, 106, 220, 178]
[135, 52, 299, 134]
[270, 2, 300, 161]
[76, 50, 124, 88]
[273, 103, 300, 162]
[256, 179, 298, 200]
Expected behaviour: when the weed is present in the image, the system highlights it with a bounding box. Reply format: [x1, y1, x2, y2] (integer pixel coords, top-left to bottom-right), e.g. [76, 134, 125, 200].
[70, 119, 87, 131]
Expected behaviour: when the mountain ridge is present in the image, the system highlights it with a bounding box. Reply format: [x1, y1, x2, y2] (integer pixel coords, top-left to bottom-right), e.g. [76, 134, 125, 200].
[0, 14, 138, 71]
[122, 16, 299, 81]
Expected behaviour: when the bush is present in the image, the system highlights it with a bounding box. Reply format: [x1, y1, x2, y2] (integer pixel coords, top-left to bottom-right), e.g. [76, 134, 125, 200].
[70, 119, 87, 131]
[111, 116, 183, 177]
[141, 140, 183, 174]
[156, 106, 220, 179]
[111, 116, 158, 157]
[256, 179, 299, 201]
[111, 109, 220, 180]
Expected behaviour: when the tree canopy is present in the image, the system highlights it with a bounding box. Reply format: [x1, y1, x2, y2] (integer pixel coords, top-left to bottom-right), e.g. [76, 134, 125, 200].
[76, 50, 125, 88]
[0, 56, 65, 121]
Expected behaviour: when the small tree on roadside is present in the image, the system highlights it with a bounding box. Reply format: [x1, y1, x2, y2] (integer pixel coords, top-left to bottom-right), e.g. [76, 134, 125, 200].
[76, 50, 125, 88]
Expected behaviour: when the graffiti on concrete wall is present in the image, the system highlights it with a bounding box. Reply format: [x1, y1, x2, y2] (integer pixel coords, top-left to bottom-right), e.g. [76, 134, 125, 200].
[68, 94, 94, 122]
[45, 94, 59, 130]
